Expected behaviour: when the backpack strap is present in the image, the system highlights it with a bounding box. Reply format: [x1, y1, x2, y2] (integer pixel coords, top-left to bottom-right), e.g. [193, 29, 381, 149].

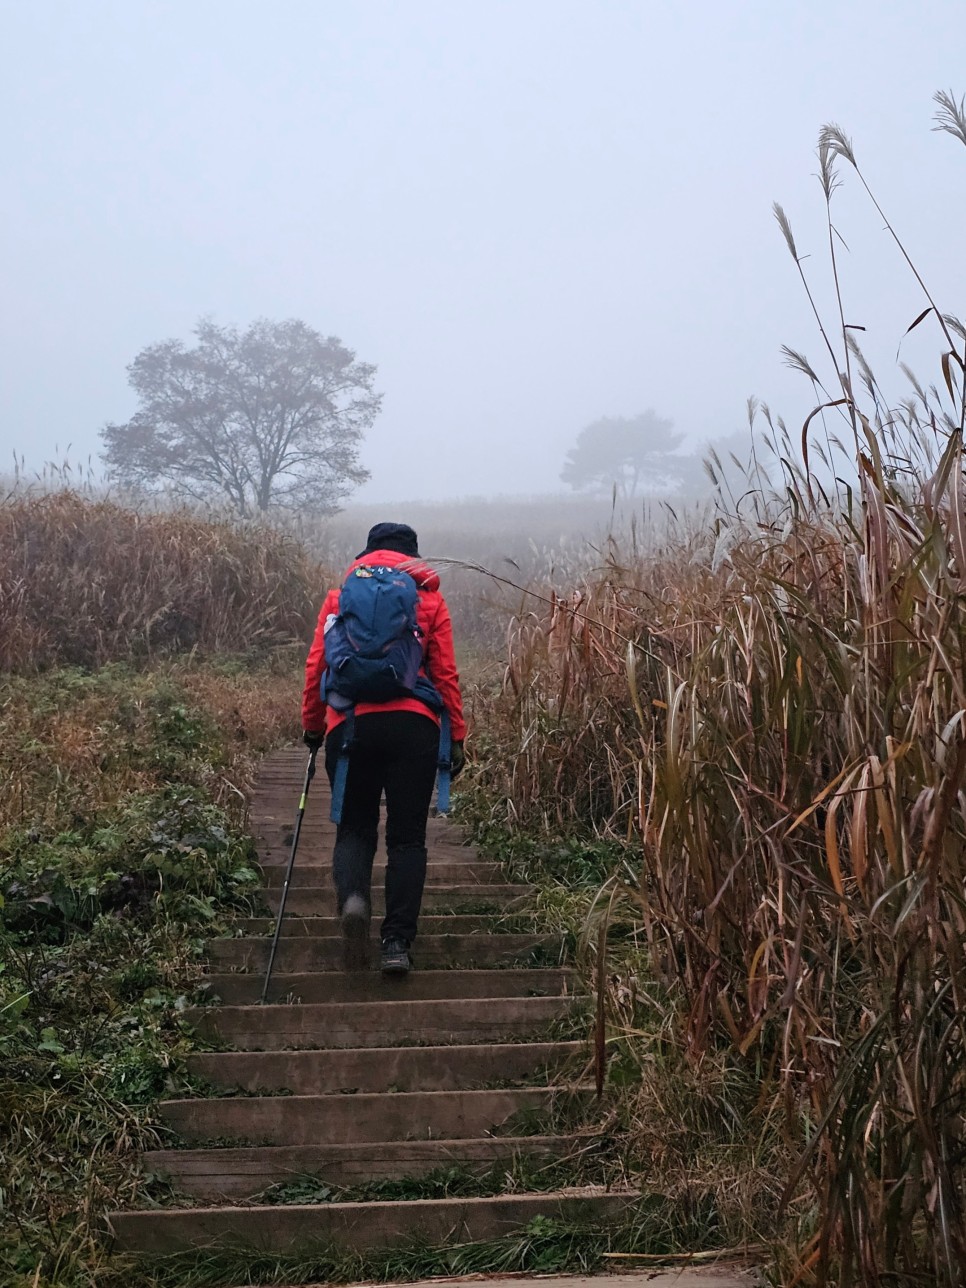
[329, 709, 355, 825]
[435, 710, 452, 816]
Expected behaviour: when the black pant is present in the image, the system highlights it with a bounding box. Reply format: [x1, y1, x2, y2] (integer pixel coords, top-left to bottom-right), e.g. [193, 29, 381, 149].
[325, 711, 440, 945]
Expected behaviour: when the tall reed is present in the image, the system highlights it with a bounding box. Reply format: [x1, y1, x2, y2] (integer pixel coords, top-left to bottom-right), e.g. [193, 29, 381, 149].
[476, 94, 966, 1285]
[0, 491, 320, 672]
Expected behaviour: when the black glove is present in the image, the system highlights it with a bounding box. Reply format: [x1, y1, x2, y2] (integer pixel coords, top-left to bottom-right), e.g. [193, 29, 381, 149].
[302, 729, 324, 751]
[450, 739, 465, 780]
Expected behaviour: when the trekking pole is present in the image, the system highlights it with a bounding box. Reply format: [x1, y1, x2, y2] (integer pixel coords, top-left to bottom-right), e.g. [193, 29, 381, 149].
[261, 748, 318, 1004]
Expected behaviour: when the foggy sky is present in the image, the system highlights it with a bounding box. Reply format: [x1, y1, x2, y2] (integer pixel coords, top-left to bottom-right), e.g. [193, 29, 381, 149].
[3, 1, 965, 502]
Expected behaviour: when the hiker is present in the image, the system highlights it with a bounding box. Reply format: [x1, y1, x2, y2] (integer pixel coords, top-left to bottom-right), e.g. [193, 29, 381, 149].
[301, 522, 466, 975]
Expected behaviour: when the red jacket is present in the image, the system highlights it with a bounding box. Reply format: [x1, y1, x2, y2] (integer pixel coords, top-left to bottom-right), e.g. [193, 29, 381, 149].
[301, 549, 466, 741]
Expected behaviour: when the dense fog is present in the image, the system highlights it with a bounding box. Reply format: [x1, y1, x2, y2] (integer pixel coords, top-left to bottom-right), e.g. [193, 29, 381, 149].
[3, 1, 965, 504]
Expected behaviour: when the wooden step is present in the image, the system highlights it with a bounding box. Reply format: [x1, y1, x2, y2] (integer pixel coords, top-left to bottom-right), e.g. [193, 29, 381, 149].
[206, 932, 562, 974]
[235, 914, 531, 937]
[255, 824, 471, 849]
[108, 1188, 640, 1253]
[261, 839, 484, 860]
[260, 860, 505, 886]
[158, 1086, 590, 1146]
[247, 884, 533, 912]
[186, 995, 580, 1050]
[142, 1134, 581, 1201]
[202, 967, 575, 1005]
[254, 828, 472, 865]
[261, 861, 488, 889]
[187, 1039, 584, 1093]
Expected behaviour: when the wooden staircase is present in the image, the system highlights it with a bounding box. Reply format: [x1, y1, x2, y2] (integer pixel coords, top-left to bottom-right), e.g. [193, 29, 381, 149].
[107, 744, 637, 1259]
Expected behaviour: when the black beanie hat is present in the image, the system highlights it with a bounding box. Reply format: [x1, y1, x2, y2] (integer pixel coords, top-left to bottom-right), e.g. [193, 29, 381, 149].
[357, 521, 419, 559]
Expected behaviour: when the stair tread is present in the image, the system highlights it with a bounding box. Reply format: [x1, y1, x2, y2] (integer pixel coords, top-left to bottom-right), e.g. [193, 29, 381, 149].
[108, 1188, 641, 1253]
[205, 932, 563, 975]
[209, 931, 557, 946]
[235, 915, 532, 936]
[186, 1040, 583, 1094]
[145, 1132, 578, 1166]
[203, 967, 575, 1005]
[188, 994, 574, 1017]
[158, 1086, 593, 1147]
[141, 1136, 589, 1199]
[186, 993, 577, 1051]
[254, 882, 534, 895]
[161, 1084, 588, 1110]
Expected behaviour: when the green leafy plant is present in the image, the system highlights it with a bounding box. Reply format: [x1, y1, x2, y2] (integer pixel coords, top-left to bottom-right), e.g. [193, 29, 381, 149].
[0, 658, 300, 1286]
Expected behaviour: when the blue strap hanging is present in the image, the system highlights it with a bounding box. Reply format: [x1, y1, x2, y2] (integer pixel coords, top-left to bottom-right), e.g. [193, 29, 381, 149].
[436, 710, 452, 815]
[330, 710, 355, 824]
[330, 708, 451, 822]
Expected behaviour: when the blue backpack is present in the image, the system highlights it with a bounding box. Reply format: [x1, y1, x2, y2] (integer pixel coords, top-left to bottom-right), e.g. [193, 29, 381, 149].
[322, 564, 424, 710]
[321, 563, 453, 824]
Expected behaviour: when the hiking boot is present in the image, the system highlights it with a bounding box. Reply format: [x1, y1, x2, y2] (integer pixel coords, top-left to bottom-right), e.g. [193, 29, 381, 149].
[340, 894, 370, 971]
[380, 937, 411, 976]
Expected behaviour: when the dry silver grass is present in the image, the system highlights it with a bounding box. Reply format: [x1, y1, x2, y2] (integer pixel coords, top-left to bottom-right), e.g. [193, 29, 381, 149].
[0, 491, 322, 673]
[474, 100, 966, 1285]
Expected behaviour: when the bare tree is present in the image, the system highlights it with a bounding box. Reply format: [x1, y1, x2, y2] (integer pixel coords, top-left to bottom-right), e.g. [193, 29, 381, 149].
[101, 318, 380, 515]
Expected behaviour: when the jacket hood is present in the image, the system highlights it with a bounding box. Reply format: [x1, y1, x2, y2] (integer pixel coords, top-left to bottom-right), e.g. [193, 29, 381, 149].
[348, 548, 440, 592]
